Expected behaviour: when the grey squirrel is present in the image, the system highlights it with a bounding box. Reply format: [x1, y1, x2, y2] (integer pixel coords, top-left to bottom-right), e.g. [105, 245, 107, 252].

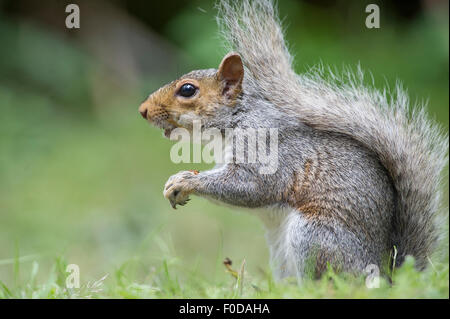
[139, 0, 448, 279]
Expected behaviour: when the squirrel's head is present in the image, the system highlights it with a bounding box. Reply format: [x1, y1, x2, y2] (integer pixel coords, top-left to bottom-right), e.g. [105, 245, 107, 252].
[139, 52, 244, 137]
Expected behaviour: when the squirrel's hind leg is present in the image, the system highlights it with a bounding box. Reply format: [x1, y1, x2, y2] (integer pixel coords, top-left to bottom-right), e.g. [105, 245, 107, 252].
[266, 210, 377, 281]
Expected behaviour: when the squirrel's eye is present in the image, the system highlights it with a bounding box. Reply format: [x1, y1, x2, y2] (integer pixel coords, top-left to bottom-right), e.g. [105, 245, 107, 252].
[178, 83, 197, 98]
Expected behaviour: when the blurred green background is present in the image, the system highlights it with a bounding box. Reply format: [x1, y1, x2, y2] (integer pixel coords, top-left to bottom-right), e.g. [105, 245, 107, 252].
[0, 0, 448, 289]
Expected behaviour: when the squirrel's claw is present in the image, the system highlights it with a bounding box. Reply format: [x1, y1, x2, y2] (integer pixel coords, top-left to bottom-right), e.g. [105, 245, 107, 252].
[167, 192, 190, 209]
[163, 170, 196, 209]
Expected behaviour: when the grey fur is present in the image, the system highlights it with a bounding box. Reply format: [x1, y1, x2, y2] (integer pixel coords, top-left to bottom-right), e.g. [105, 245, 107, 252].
[160, 0, 448, 279]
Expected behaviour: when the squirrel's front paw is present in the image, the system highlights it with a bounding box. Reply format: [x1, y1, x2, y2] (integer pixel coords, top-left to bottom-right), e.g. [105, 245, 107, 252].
[163, 170, 199, 209]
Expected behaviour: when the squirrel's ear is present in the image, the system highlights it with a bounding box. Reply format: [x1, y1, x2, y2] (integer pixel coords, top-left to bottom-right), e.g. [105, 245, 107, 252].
[218, 52, 243, 100]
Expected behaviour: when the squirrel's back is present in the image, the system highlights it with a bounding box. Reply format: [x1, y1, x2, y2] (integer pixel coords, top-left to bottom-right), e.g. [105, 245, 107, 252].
[217, 0, 448, 269]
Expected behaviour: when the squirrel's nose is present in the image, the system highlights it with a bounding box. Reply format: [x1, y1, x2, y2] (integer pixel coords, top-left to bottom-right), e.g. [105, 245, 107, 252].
[139, 102, 148, 119]
[140, 108, 148, 119]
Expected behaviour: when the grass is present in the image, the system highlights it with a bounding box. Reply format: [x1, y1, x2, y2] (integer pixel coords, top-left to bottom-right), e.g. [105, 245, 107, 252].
[0, 253, 448, 298]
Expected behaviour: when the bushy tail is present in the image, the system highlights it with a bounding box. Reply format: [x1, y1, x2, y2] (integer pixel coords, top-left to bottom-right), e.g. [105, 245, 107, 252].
[216, 0, 298, 96]
[217, 0, 449, 269]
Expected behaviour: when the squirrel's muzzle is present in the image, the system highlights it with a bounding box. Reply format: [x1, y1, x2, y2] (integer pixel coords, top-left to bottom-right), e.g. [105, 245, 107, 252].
[138, 98, 174, 138]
